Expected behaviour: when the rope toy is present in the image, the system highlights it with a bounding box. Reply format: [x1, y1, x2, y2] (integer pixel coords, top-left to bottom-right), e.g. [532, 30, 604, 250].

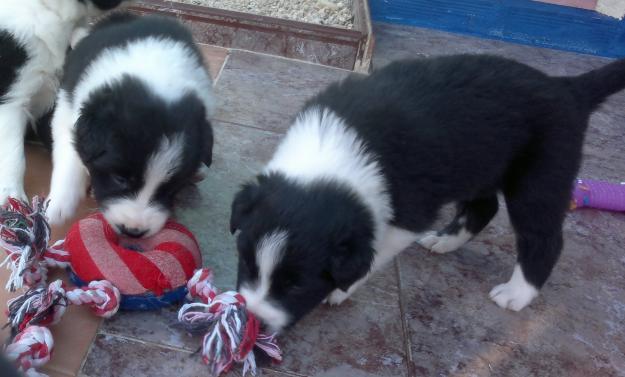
[2, 279, 120, 376]
[4, 326, 53, 377]
[0, 197, 68, 291]
[178, 269, 282, 376]
[571, 179, 625, 211]
[6, 280, 120, 335]
[0, 197, 203, 310]
[1, 197, 281, 376]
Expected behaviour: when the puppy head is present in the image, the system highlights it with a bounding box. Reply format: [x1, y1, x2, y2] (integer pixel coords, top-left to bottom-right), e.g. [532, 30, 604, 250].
[75, 77, 213, 237]
[230, 173, 375, 332]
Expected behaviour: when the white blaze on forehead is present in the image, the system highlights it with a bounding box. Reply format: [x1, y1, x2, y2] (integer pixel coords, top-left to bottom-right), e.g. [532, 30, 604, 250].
[139, 134, 185, 204]
[239, 230, 290, 331]
[101, 134, 184, 237]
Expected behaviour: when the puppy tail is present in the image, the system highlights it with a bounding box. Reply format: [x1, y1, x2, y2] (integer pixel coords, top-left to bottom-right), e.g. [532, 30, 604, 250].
[566, 58, 625, 110]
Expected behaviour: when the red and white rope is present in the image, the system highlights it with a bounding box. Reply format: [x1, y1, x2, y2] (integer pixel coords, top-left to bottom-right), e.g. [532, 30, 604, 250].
[4, 326, 53, 377]
[178, 269, 282, 376]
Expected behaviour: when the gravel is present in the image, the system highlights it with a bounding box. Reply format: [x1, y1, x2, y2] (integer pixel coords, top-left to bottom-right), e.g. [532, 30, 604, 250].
[171, 0, 354, 28]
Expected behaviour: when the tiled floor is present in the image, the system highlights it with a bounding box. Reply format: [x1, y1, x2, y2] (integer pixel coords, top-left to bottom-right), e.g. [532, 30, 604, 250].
[2, 23, 625, 377]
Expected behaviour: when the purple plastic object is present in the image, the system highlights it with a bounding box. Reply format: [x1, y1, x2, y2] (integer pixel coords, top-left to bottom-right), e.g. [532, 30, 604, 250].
[571, 179, 625, 212]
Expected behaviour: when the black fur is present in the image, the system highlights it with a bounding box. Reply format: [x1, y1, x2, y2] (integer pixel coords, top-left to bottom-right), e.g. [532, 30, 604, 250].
[74, 77, 210, 208]
[233, 54, 625, 329]
[65, 13, 213, 231]
[0, 30, 28, 104]
[232, 173, 375, 327]
[63, 13, 203, 97]
[78, 0, 125, 10]
[309, 55, 625, 289]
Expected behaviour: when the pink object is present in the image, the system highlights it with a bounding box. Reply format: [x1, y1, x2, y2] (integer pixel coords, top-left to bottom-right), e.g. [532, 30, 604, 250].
[571, 179, 625, 212]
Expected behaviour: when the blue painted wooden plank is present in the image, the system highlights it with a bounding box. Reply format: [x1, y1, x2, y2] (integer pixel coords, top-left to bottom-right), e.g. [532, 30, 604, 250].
[370, 0, 625, 58]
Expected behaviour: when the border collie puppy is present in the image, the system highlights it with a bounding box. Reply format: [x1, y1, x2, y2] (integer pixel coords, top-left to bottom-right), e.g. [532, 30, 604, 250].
[0, 0, 127, 205]
[46, 13, 214, 238]
[231, 55, 625, 332]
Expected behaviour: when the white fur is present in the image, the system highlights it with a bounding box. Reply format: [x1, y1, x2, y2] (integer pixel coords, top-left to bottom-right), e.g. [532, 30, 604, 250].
[267, 108, 406, 306]
[489, 264, 539, 311]
[0, 105, 28, 202]
[102, 135, 185, 237]
[0, 0, 92, 205]
[48, 33, 214, 225]
[419, 227, 474, 254]
[71, 36, 214, 118]
[265, 108, 392, 244]
[46, 91, 88, 225]
[326, 226, 422, 305]
[239, 230, 290, 332]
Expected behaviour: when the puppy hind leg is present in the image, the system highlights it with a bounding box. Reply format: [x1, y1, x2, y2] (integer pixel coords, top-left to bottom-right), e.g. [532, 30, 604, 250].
[419, 196, 498, 254]
[490, 172, 569, 311]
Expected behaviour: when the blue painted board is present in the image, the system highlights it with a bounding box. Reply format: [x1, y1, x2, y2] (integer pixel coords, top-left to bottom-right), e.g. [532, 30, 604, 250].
[370, 0, 625, 58]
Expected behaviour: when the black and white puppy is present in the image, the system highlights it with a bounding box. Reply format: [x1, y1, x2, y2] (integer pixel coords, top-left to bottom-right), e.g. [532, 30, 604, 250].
[231, 55, 625, 332]
[46, 13, 214, 238]
[0, 0, 126, 205]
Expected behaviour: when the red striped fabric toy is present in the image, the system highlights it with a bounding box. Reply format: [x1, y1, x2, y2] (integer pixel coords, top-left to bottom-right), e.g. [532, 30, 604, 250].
[66, 213, 202, 310]
[0, 197, 202, 310]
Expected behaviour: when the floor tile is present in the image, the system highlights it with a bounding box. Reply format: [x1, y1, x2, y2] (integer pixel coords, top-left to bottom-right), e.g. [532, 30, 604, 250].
[198, 44, 229, 80]
[273, 263, 409, 377]
[82, 333, 242, 377]
[176, 121, 282, 289]
[213, 50, 351, 133]
[399, 208, 625, 376]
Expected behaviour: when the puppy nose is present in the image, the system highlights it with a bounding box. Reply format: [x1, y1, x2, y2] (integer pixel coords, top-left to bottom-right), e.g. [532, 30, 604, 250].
[119, 225, 147, 238]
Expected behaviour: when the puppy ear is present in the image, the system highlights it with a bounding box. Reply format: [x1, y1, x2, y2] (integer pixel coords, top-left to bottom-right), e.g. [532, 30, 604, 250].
[74, 93, 117, 165]
[170, 94, 212, 168]
[329, 230, 375, 292]
[230, 181, 261, 234]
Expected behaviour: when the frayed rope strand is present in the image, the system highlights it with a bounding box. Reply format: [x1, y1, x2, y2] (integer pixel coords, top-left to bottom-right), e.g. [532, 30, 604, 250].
[178, 269, 282, 376]
[5, 280, 120, 338]
[0, 197, 69, 291]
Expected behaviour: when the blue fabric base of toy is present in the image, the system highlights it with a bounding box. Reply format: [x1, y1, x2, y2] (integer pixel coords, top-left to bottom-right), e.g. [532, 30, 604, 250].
[67, 269, 188, 311]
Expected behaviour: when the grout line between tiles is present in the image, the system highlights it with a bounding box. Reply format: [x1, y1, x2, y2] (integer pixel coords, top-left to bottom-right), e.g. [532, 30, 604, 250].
[213, 52, 231, 85]
[263, 368, 309, 377]
[98, 330, 196, 354]
[215, 118, 286, 136]
[395, 258, 416, 377]
[227, 48, 355, 73]
[77, 329, 101, 377]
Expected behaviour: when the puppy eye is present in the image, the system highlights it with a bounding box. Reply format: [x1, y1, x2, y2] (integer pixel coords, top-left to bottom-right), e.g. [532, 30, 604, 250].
[111, 174, 129, 187]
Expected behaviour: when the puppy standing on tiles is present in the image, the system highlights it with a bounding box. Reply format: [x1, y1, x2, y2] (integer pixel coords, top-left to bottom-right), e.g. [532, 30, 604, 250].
[0, 0, 127, 204]
[231, 55, 625, 332]
[46, 13, 214, 238]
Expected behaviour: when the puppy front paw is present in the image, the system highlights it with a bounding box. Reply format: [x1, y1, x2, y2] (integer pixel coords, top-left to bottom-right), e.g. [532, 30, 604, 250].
[325, 288, 352, 306]
[0, 184, 27, 206]
[46, 191, 80, 225]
